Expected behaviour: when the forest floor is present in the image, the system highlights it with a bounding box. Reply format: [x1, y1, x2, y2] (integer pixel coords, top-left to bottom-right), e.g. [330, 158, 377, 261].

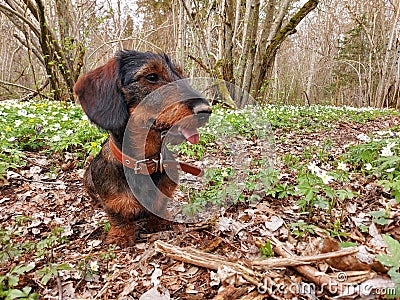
[1, 104, 400, 300]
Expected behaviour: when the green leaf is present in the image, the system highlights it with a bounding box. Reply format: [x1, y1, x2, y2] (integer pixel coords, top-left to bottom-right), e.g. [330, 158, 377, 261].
[388, 268, 400, 283]
[335, 189, 354, 201]
[7, 288, 27, 299]
[11, 264, 35, 275]
[7, 275, 19, 287]
[367, 210, 389, 225]
[56, 263, 72, 271]
[377, 235, 400, 267]
[40, 272, 53, 285]
[339, 241, 358, 248]
[383, 235, 400, 264]
[259, 240, 274, 258]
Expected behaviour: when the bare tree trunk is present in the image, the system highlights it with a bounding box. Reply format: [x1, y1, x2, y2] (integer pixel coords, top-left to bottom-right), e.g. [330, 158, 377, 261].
[237, 0, 260, 88]
[251, 0, 277, 93]
[240, 0, 260, 103]
[222, 0, 234, 83]
[253, 0, 319, 100]
[306, 40, 317, 105]
[177, 0, 186, 67]
[375, 0, 400, 107]
[232, 0, 242, 45]
[394, 48, 400, 109]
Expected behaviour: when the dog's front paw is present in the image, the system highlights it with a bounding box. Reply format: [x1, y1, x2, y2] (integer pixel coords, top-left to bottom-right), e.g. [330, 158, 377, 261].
[145, 215, 172, 233]
[106, 224, 136, 247]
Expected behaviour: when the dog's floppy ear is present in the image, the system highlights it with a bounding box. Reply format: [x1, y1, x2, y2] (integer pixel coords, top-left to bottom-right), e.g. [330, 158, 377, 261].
[74, 58, 129, 132]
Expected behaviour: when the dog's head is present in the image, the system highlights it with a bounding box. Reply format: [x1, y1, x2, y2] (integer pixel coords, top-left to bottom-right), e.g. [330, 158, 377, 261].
[74, 50, 211, 145]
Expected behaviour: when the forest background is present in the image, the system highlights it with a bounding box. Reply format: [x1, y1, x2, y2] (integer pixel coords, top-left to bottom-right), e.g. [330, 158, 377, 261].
[0, 0, 399, 108]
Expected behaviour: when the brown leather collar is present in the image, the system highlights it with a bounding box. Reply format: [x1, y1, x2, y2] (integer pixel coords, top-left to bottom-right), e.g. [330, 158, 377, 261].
[109, 138, 204, 177]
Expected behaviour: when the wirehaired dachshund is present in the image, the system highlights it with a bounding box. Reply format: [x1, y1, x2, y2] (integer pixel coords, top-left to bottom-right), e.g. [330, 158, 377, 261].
[74, 50, 211, 246]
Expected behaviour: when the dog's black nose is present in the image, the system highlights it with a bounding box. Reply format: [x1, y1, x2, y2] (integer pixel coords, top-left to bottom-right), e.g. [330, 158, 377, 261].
[193, 103, 212, 115]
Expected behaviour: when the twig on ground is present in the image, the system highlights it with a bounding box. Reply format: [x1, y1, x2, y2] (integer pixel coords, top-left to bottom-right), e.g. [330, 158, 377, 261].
[56, 271, 64, 300]
[155, 240, 358, 269]
[155, 239, 359, 294]
[155, 240, 260, 286]
[268, 235, 346, 295]
[253, 238, 358, 267]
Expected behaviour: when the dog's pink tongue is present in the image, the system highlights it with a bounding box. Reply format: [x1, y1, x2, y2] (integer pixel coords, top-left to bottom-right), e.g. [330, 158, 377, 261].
[181, 128, 200, 144]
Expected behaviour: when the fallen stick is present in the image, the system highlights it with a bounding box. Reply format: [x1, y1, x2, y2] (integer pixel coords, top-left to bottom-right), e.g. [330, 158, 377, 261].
[253, 240, 358, 267]
[155, 240, 358, 269]
[155, 240, 260, 286]
[268, 235, 347, 294]
[154, 239, 359, 294]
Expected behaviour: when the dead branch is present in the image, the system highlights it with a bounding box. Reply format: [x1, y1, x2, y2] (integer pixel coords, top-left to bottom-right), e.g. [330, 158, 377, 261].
[19, 79, 50, 101]
[253, 242, 358, 267]
[0, 79, 37, 93]
[0, 79, 50, 101]
[268, 235, 345, 294]
[155, 240, 358, 270]
[155, 240, 260, 286]
[188, 54, 213, 75]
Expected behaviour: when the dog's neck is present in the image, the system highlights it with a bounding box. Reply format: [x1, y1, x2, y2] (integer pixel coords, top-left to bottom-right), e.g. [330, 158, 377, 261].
[110, 127, 162, 161]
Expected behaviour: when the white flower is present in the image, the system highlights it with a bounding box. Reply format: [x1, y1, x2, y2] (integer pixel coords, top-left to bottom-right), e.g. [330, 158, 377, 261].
[356, 133, 370, 142]
[52, 135, 61, 142]
[386, 167, 395, 173]
[337, 162, 348, 171]
[89, 261, 99, 272]
[17, 109, 27, 117]
[307, 161, 320, 174]
[365, 163, 373, 171]
[65, 129, 74, 136]
[62, 114, 69, 121]
[7, 137, 16, 142]
[376, 130, 388, 136]
[53, 123, 61, 130]
[15, 120, 23, 127]
[380, 142, 395, 157]
[318, 170, 334, 184]
[221, 170, 229, 177]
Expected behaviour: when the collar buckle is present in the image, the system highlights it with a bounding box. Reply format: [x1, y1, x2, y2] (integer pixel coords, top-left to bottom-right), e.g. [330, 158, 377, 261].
[133, 158, 150, 174]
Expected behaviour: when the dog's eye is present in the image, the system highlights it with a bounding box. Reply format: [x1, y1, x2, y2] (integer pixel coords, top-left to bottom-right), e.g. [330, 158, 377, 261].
[145, 73, 159, 83]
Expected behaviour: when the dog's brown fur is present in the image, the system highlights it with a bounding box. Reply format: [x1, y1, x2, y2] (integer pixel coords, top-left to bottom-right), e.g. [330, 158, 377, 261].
[74, 50, 211, 246]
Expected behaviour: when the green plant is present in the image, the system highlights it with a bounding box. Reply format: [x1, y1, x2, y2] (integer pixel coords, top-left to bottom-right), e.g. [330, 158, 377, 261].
[0, 216, 35, 263]
[326, 219, 348, 238]
[181, 167, 241, 216]
[339, 241, 358, 248]
[35, 227, 69, 258]
[259, 240, 274, 258]
[176, 141, 206, 159]
[289, 221, 319, 238]
[376, 235, 400, 298]
[368, 210, 390, 225]
[0, 264, 38, 300]
[346, 135, 400, 202]
[0, 100, 106, 177]
[36, 263, 72, 285]
[0, 218, 75, 296]
[281, 153, 300, 168]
